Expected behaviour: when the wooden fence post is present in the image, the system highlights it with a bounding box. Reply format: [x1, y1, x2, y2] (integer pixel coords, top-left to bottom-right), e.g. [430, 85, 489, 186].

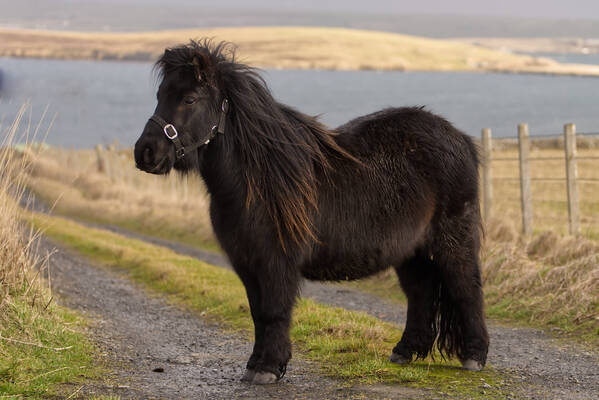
[564, 123, 580, 235]
[481, 128, 493, 221]
[105, 146, 113, 180]
[518, 124, 533, 235]
[95, 144, 110, 177]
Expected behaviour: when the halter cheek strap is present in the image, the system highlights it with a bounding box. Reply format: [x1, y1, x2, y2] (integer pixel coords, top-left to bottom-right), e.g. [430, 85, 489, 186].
[149, 99, 229, 160]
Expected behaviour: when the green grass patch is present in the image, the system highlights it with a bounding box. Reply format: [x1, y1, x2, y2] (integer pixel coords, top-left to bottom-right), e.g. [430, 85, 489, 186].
[110, 216, 221, 253]
[30, 212, 512, 399]
[0, 298, 99, 398]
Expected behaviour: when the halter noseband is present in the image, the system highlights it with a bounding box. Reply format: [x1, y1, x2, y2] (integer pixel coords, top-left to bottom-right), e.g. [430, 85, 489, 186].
[149, 99, 229, 160]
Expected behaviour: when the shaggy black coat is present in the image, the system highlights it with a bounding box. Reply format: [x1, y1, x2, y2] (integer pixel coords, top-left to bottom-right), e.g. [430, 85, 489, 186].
[134, 40, 489, 381]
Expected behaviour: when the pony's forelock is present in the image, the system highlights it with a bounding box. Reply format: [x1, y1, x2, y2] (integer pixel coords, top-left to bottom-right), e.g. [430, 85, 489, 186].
[153, 39, 237, 85]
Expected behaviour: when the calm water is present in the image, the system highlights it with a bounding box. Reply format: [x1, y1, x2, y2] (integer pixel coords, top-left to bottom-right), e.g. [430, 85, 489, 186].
[1, 57, 598, 148]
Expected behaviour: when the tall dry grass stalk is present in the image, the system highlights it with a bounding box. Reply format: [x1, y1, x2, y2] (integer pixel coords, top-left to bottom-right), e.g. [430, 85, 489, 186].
[483, 217, 599, 331]
[0, 105, 50, 324]
[0, 108, 99, 396]
[479, 141, 598, 334]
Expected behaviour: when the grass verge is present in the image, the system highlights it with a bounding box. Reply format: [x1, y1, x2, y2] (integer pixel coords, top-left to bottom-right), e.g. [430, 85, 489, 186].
[480, 227, 599, 346]
[1, 109, 99, 398]
[31, 212, 512, 399]
[0, 300, 98, 398]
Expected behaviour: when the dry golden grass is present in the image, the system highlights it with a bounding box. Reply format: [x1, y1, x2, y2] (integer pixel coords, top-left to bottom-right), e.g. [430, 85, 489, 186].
[477, 139, 599, 338]
[23, 146, 215, 250]
[0, 108, 97, 397]
[2, 26, 599, 76]
[22, 141, 599, 340]
[482, 217, 599, 335]
[489, 142, 599, 238]
[0, 106, 46, 315]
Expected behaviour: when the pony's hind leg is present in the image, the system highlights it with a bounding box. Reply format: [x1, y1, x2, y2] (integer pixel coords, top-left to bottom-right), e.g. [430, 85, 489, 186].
[434, 226, 489, 370]
[390, 253, 440, 364]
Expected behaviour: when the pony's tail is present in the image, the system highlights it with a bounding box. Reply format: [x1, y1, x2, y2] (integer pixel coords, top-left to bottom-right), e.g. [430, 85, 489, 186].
[402, 262, 463, 362]
[397, 253, 482, 363]
[433, 282, 466, 361]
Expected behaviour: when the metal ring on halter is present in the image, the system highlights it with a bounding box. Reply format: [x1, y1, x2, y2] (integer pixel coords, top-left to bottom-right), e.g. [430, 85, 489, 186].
[204, 125, 218, 144]
[163, 124, 178, 139]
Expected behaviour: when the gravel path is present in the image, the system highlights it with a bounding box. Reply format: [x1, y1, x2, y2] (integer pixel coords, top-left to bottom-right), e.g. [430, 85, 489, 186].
[24, 195, 599, 399]
[37, 236, 428, 399]
[77, 222, 599, 400]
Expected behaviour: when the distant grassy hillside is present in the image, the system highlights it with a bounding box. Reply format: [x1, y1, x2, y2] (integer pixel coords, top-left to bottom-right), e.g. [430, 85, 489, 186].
[2, 26, 599, 76]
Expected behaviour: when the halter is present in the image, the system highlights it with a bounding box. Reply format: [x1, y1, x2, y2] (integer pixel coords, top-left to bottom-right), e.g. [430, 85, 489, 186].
[148, 99, 229, 160]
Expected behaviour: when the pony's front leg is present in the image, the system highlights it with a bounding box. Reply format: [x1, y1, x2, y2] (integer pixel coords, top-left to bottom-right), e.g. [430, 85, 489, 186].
[237, 271, 264, 382]
[251, 265, 299, 384]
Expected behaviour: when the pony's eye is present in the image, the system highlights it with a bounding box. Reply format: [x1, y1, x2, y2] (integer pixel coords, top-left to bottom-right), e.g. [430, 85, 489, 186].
[184, 96, 197, 105]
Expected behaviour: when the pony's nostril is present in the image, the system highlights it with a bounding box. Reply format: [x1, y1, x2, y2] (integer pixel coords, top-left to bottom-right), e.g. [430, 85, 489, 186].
[143, 146, 154, 166]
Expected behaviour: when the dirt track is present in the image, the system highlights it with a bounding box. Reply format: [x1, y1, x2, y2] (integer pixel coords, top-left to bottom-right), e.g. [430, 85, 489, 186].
[24, 184, 598, 399]
[66, 221, 599, 400]
[39, 236, 431, 399]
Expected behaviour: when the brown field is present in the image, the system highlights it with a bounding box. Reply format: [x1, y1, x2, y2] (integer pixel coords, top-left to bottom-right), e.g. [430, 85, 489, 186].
[2, 26, 599, 76]
[17, 140, 599, 340]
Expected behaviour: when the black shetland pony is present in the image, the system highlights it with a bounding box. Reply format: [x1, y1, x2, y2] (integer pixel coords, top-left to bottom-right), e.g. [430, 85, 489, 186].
[134, 40, 489, 385]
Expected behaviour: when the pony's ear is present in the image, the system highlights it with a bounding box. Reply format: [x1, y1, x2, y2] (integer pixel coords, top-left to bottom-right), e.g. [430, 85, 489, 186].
[163, 48, 174, 61]
[191, 53, 216, 85]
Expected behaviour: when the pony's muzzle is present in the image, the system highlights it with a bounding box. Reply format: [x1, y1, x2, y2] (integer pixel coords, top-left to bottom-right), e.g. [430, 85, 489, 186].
[134, 128, 173, 174]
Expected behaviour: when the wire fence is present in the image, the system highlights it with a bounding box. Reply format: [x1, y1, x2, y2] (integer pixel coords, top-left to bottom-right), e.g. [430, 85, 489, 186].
[88, 126, 599, 238]
[481, 124, 599, 237]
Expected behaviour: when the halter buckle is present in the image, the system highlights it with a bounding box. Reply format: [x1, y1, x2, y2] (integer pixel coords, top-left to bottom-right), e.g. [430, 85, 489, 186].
[164, 124, 178, 139]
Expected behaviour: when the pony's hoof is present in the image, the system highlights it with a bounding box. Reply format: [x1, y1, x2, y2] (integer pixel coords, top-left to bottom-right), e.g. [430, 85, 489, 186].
[241, 368, 256, 382]
[252, 371, 278, 385]
[389, 352, 412, 365]
[461, 359, 484, 371]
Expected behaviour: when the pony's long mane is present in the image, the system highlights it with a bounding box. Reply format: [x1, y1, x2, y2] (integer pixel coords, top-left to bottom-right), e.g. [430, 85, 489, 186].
[156, 40, 359, 247]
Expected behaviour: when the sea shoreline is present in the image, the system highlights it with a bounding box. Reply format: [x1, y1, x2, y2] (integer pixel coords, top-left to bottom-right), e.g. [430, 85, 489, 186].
[2, 26, 599, 77]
